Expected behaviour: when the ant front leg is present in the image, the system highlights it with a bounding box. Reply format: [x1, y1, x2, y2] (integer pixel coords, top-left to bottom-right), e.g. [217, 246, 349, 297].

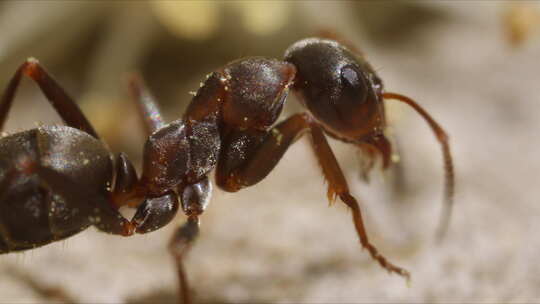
[169, 216, 199, 304]
[309, 124, 411, 281]
[168, 177, 211, 304]
[0, 58, 98, 137]
[216, 113, 311, 191]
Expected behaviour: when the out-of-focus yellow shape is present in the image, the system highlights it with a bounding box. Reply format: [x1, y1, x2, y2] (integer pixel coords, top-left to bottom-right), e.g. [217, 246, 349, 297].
[503, 3, 540, 47]
[150, 1, 219, 40]
[232, 1, 289, 35]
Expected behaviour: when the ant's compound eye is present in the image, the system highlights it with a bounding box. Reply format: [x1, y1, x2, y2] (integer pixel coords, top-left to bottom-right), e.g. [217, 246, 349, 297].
[341, 65, 368, 105]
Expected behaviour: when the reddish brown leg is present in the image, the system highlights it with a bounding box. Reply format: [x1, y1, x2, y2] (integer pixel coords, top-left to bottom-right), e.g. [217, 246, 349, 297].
[110, 75, 166, 209]
[0, 58, 98, 137]
[216, 113, 311, 191]
[127, 74, 166, 136]
[310, 124, 410, 280]
[382, 92, 455, 240]
[169, 216, 200, 304]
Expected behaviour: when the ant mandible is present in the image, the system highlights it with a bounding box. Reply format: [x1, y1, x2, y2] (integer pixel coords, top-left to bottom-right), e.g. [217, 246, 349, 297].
[0, 37, 454, 303]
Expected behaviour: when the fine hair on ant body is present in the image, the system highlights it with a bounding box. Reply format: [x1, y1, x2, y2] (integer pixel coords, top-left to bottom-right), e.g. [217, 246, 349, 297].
[0, 36, 454, 303]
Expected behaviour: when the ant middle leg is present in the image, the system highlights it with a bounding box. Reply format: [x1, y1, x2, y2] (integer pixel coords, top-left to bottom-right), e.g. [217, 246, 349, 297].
[169, 216, 199, 304]
[309, 124, 411, 280]
[168, 177, 211, 304]
[0, 58, 98, 137]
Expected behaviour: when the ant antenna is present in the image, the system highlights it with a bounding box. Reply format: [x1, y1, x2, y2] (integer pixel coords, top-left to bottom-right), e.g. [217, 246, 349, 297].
[382, 92, 455, 241]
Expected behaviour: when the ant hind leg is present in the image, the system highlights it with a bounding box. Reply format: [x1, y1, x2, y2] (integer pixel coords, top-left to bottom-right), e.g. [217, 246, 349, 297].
[0, 58, 98, 137]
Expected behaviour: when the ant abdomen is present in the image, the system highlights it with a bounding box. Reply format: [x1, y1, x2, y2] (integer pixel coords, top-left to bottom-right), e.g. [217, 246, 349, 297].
[0, 126, 115, 252]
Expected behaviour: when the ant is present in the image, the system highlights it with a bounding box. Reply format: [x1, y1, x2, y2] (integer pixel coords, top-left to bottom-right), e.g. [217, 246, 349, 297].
[0, 37, 454, 303]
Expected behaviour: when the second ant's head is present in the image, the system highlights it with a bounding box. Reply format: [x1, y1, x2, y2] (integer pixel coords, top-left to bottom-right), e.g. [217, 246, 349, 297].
[285, 38, 386, 142]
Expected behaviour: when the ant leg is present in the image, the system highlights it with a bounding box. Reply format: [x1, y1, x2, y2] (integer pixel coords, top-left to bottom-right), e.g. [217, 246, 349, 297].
[216, 113, 311, 191]
[0, 58, 98, 137]
[169, 216, 200, 304]
[127, 74, 166, 135]
[216, 115, 409, 279]
[309, 124, 411, 280]
[127, 73, 166, 136]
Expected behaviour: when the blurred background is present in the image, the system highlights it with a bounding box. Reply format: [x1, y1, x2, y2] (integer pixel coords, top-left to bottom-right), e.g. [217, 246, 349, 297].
[1, 1, 540, 303]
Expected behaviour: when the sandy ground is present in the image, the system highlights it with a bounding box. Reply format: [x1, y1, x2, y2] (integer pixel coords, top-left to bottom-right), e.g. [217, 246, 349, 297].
[1, 3, 540, 304]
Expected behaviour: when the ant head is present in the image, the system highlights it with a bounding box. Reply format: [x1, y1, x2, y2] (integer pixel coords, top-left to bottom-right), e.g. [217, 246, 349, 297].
[285, 38, 386, 141]
[220, 57, 296, 131]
